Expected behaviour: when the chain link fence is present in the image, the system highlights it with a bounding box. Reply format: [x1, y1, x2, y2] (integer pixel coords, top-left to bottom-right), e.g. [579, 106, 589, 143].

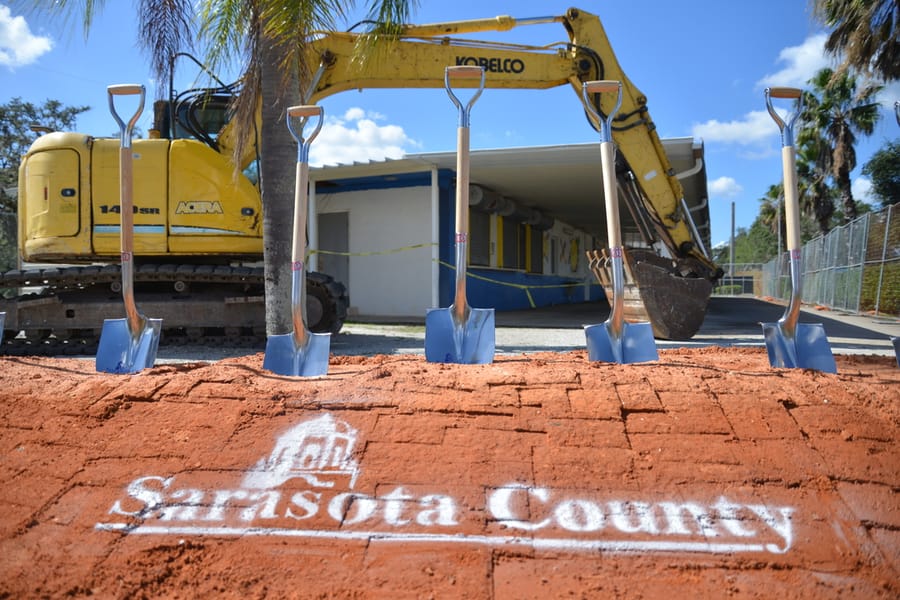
[762, 204, 899, 317]
[713, 263, 764, 296]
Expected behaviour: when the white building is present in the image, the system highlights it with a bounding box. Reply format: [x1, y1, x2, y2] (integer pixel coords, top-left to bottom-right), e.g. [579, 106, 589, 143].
[308, 140, 709, 320]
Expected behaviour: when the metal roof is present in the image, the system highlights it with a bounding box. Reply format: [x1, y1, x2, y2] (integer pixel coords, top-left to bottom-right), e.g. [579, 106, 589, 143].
[311, 138, 710, 250]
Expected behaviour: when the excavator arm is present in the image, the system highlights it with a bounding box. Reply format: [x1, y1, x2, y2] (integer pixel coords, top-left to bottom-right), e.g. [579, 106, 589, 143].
[220, 7, 720, 339]
[286, 7, 718, 280]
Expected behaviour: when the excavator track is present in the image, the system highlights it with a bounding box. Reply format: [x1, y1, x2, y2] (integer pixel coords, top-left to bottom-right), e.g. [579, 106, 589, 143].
[0, 264, 348, 356]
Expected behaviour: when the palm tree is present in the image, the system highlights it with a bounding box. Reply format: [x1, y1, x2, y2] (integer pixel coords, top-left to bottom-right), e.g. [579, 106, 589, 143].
[757, 184, 783, 238]
[202, 0, 414, 334]
[25, 0, 415, 334]
[803, 68, 881, 223]
[795, 126, 835, 235]
[813, 0, 899, 83]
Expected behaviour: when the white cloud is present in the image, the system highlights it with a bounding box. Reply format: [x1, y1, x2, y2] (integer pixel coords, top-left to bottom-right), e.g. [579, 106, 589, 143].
[310, 107, 418, 166]
[0, 5, 52, 69]
[709, 176, 743, 199]
[757, 33, 833, 89]
[692, 110, 775, 146]
[852, 176, 875, 205]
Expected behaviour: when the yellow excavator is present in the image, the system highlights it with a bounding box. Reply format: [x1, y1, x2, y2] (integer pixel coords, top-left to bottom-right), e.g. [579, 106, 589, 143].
[4, 7, 721, 353]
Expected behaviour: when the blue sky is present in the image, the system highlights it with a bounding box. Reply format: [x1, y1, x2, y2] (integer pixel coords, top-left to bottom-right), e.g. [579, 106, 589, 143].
[2, 0, 898, 249]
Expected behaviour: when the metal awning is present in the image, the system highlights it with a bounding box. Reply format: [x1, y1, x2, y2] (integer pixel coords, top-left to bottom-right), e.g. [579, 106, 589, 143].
[311, 138, 710, 251]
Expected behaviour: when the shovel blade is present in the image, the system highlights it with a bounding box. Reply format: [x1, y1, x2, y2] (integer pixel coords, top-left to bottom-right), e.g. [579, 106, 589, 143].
[585, 321, 658, 364]
[96, 317, 162, 374]
[264, 330, 331, 377]
[891, 336, 899, 368]
[0, 311, 5, 343]
[425, 307, 495, 364]
[762, 322, 837, 373]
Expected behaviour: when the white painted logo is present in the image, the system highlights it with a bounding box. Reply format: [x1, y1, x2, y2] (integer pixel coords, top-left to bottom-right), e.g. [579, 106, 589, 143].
[96, 413, 797, 555]
[242, 414, 359, 489]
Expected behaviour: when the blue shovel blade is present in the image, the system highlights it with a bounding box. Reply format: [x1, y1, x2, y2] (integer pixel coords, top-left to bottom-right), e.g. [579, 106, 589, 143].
[585, 321, 658, 364]
[96, 317, 162, 374]
[425, 307, 495, 364]
[0, 312, 5, 343]
[762, 321, 837, 373]
[263, 330, 331, 377]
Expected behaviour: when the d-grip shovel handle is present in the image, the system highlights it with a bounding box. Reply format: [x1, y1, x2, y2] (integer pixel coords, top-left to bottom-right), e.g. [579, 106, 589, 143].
[766, 87, 805, 334]
[108, 84, 145, 149]
[107, 84, 146, 336]
[582, 80, 624, 247]
[445, 66, 485, 320]
[765, 87, 803, 252]
[445, 66, 485, 128]
[285, 105, 324, 344]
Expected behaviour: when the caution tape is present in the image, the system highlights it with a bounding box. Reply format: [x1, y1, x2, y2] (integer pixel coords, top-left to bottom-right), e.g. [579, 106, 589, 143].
[309, 243, 598, 309]
[309, 242, 437, 257]
[437, 260, 599, 309]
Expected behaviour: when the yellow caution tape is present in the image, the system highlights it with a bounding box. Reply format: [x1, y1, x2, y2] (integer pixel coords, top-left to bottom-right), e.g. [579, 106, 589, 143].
[310, 243, 598, 309]
[310, 242, 437, 257]
[437, 260, 599, 309]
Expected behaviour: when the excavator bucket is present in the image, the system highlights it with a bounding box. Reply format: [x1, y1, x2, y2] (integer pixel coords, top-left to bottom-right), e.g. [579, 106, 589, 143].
[587, 249, 711, 342]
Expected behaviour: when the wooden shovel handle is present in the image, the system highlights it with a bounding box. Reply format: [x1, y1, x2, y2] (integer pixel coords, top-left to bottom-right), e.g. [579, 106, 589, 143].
[108, 84, 144, 96]
[583, 80, 620, 95]
[767, 87, 801, 99]
[288, 105, 323, 119]
[446, 65, 484, 79]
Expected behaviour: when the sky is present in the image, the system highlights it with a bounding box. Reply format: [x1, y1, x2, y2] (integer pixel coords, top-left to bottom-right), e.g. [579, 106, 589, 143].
[2, 0, 899, 249]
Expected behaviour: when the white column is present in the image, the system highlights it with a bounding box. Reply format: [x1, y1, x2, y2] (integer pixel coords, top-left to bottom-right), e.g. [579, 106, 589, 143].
[431, 166, 440, 308]
[308, 179, 318, 273]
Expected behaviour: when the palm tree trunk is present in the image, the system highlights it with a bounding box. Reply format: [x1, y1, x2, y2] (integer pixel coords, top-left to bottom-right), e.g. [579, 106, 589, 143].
[259, 33, 298, 335]
[836, 166, 857, 223]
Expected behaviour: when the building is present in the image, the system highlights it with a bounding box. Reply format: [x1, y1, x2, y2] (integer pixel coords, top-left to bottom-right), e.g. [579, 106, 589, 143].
[308, 139, 709, 320]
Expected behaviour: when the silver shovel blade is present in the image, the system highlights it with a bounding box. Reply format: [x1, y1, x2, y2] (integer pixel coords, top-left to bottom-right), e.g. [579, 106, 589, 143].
[585, 321, 658, 364]
[762, 321, 837, 373]
[263, 330, 331, 377]
[96, 317, 162, 374]
[425, 307, 495, 364]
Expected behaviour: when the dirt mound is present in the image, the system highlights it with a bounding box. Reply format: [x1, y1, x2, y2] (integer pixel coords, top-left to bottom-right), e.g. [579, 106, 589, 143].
[1, 348, 898, 598]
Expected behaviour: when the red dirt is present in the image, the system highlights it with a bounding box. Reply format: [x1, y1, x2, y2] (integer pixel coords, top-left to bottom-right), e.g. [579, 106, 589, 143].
[1, 347, 898, 599]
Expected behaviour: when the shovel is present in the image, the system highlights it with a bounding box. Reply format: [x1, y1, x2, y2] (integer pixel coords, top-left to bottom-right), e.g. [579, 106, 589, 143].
[96, 84, 162, 374]
[581, 80, 658, 364]
[263, 105, 331, 377]
[0, 312, 5, 344]
[425, 65, 495, 364]
[762, 87, 836, 373]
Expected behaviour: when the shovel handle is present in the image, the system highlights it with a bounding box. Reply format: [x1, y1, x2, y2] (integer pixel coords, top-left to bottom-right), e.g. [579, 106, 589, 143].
[767, 87, 802, 99]
[581, 80, 623, 143]
[288, 105, 323, 119]
[286, 105, 324, 163]
[445, 65, 485, 129]
[446, 65, 485, 79]
[107, 84, 145, 149]
[583, 80, 620, 95]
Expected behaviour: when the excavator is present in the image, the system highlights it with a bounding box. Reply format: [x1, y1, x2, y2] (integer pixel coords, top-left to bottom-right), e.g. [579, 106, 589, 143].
[3, 7, 721, 353]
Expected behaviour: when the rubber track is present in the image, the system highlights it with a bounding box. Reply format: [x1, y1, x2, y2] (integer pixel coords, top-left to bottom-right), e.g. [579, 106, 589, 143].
[0, 264, 346, 356]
